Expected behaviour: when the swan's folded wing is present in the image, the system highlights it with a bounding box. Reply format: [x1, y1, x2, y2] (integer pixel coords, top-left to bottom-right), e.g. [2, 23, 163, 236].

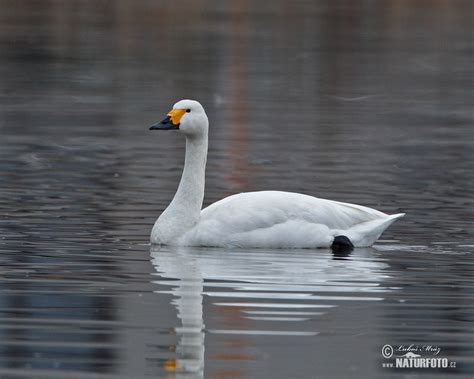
[177, 191, 404, 248]
[202, 191, 386, 228]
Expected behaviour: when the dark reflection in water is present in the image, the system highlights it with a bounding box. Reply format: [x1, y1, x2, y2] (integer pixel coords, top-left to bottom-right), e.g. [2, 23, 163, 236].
[150, 246, 389, 379]
[0, 0, 473, 378]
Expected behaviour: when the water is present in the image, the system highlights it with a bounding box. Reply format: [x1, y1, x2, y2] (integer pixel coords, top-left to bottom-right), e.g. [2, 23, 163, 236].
[0, 1, 473, 378]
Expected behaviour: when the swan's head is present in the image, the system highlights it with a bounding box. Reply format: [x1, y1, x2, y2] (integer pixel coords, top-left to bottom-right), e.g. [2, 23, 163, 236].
[149, 99, 208, 138]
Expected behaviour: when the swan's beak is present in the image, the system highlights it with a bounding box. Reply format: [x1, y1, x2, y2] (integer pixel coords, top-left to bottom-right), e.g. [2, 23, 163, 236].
[149, 109, 186, 130]
[149, 116, 179, 130]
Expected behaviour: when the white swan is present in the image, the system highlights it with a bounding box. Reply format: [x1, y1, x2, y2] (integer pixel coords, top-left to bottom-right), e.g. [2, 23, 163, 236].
[149, 99, 404, 249]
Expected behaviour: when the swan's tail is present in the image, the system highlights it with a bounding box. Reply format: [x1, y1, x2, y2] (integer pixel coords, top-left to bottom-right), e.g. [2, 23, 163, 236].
[345, 213, 405, 247]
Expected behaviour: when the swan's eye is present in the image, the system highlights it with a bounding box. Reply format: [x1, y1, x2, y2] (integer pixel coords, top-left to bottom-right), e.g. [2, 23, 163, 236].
[186, 109, 191, 113]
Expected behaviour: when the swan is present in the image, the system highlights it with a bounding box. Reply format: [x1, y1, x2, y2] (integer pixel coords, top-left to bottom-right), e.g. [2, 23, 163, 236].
[149, 99, 404, 249]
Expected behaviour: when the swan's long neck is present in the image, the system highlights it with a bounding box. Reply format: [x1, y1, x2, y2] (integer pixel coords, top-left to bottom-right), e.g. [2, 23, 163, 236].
[153, 133, 208, 243]
[170, 135, 208, 216]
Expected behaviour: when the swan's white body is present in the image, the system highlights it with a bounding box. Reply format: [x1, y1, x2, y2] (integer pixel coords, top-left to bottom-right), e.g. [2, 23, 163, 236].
[150, 100, 404, 248]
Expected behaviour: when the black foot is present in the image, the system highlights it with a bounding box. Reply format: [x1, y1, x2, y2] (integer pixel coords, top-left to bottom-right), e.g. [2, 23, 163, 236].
[331, 235, 354, 253]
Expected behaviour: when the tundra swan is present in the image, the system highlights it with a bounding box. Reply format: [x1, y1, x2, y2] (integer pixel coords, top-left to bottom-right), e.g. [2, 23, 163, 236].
[149, 99, 404, 249]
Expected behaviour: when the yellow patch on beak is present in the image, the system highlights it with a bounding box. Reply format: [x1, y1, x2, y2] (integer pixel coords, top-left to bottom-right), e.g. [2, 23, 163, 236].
[167, 109, 187, 125]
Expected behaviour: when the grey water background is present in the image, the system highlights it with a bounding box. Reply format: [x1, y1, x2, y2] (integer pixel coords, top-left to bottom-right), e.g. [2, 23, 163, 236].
[0, 1, 473, 378]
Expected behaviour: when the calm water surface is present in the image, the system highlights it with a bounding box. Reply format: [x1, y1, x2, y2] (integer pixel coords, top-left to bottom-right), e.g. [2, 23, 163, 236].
[0, 1, 473, 378]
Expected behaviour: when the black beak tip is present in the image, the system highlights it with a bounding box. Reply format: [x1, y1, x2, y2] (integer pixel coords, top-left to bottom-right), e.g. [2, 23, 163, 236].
[149, 115, 178, 130]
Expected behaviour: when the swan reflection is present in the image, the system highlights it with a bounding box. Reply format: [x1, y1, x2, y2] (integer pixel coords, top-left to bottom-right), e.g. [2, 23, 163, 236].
[150, 246, 391, 377]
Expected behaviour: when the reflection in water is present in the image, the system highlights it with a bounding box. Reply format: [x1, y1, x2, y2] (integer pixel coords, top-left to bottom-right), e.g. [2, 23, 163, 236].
[152, 250, 205, 379]
[150, 246, 391, 377]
